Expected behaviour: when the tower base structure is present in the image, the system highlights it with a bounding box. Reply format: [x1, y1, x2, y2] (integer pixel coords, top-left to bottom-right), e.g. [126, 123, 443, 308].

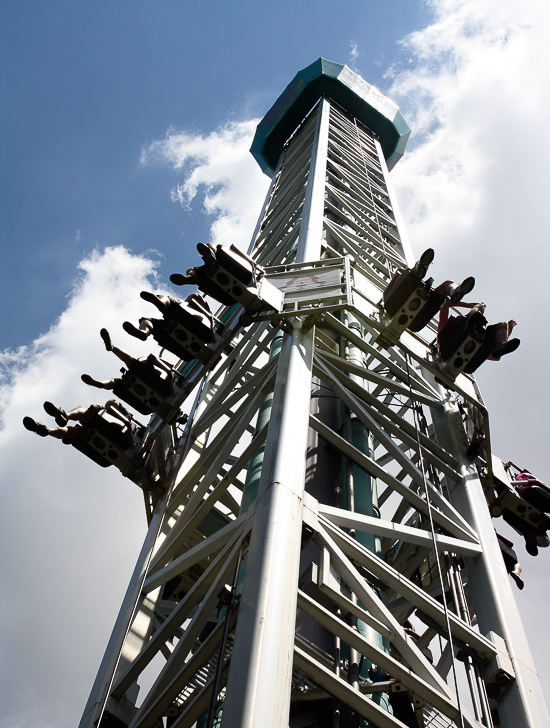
[78, 59, 549, 728]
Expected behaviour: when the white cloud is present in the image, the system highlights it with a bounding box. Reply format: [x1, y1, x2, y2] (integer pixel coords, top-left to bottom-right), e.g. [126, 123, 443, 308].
[388, 0, 550, 462]
[0, 247, 167, 727]
[3, 3, 550, 725]
[349, 41, 362, 72]
[141, 120, 270, 251]
[388, 0, 550, 692]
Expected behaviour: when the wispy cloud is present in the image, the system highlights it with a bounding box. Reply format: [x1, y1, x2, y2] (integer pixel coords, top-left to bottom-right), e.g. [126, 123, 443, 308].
[141, 120, 270, 250]
[349, 41, 362, 71]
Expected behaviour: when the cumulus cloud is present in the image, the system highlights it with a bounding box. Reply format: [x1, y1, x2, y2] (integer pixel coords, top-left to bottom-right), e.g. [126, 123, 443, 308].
[387, 0, 550, 690]
[0, 247, 167, 727]
[141, 120, 270, 250]
[388, 0, 550, 262]
[388, 0, 550, 463]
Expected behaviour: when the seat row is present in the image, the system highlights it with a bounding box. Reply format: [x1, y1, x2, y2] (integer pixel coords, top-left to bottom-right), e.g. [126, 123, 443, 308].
[23, 244, 283, 480]
[376, 249, 520, 381]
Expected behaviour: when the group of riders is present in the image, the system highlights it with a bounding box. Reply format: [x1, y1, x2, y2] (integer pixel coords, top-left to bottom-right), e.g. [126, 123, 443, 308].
[23, 242, 546, 577]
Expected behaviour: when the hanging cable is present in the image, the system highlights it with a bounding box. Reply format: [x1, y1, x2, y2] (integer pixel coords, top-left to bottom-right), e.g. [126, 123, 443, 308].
[402, 349, 466, 728]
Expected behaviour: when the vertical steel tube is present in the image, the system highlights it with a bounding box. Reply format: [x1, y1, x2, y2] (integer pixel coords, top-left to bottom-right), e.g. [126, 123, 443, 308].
[431, 399, 550, 728]
[220, 98, 329, 728]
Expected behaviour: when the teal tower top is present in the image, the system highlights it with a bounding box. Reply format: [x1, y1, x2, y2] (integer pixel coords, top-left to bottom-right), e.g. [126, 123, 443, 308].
[251, 58, 410, 176]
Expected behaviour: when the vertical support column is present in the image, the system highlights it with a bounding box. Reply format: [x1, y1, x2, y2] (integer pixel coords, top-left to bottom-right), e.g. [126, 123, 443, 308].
[221, 100, 330, 728]
[432, 400, 550, 728]
[295, 97, 331, 262]
[78, 502, 168, 728]
[221, 322, 315, 728]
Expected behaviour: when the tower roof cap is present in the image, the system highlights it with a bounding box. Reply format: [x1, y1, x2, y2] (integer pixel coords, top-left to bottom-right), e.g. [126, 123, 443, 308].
[251, 58, 410, 175]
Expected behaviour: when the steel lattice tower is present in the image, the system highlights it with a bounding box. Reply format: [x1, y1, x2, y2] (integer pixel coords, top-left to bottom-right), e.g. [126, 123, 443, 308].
[78, 59, 549, 728]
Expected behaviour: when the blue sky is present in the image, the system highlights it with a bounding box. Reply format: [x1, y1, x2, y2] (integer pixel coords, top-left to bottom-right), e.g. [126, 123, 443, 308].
[1, 1, 550, 726]
[0, 0, 429, 349]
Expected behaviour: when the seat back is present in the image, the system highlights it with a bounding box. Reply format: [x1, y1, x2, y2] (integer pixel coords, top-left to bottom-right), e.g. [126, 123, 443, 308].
[201, 245, 266, 313]
[166, 300, 214, 341]
[408, 290, 445, 332]
[377, 271, 440, 348]
[113, 361, 174, 417]
[383, 269, 423, 316]
[215, 244, 256, 286]
[437, 315, 486, 379]
[515, 482, 550, 514]
[70, 410, 141, 469]
[153, 319, 213, 364]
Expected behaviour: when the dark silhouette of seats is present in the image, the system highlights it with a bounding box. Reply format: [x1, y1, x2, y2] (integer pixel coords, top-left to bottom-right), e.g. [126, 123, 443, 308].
[152, 300, 216, 364]
[67, 408, 142, 470]
[377, 270, 443, 348]
[437, 313, 486, 378]
[112, 360, 174, 417]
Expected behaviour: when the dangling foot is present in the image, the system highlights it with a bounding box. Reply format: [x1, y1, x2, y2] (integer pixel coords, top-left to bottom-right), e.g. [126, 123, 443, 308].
[170, 273, 186, 286]
[491, 338, 520, 360]
[81, 374, 102, 388]
[100, 328, 113, 352]
[450, 276, 475, 302]
[197, 242, 217, 266]
[23, 417, 49, 437]
[123, 321, 148, 341]
[43, 401, 68, 426]
[510, 571, 524, 590]
[525, 533, 539, 556]
[412, 248, 435, 279]
[140, 291, 167, 312]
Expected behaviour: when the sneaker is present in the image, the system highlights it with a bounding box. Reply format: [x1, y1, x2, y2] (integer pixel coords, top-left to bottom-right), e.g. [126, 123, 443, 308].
[510, 571, 524, 590]
[43, 401, 68, 426]
[81, 374, 96, 387]
[100, 328, 113, 352]
[197, 242, 217, 266]
[123, 321, 148, 341]
[413, 248, 435, 279]
[140, 291, 166, 311]
[23, 417, 49, 437]
[491, 338, 520, 360]
[170, 273, 186, 286]
[450, 276, 475, 302]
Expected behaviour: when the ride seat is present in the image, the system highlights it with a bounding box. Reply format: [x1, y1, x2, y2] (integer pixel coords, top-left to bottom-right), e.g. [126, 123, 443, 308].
[113, 360, 174, 417]
[383, 269, 424, 316]
[195, 270, 236, 306]
[408, 290, 446, 332]
[514, 478, 550, 514]
[502, 509, 548, 556]
[68, 408, 142, 469]
[152, 300, 216, 364]
[377, 270, 443, 348]
[201, 245, 281, 315]
[215, 245, 257, 286]
[437, 314, 486, 380]
[165, 300, 214, 342]
[491, 475, 550, 556]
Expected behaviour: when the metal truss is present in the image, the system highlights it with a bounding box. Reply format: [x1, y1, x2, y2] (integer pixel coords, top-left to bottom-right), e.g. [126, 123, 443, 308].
[79, 95, 548, 728]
